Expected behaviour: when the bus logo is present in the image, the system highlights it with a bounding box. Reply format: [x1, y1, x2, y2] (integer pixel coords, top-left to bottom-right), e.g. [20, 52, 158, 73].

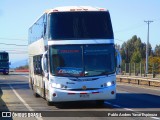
[82, 86, 87, 90]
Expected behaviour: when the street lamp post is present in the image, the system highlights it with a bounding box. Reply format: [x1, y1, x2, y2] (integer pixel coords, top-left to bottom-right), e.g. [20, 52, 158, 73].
[144, 20, 153, 76]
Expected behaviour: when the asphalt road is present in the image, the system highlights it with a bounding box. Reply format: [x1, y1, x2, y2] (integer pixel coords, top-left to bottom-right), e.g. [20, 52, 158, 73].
[0, 72, 160, 120]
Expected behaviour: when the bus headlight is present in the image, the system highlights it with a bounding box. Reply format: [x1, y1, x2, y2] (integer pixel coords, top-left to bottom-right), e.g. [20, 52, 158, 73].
[51, 83, 67, 89]
[51, 83, 56, 88]
[56, 84, 61, 88]
[103, 81, 115, 87]
[107, 82, 112, 87]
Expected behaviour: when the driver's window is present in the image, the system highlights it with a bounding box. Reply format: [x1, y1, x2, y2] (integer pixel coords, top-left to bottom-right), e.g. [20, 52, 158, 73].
[43, 54, 48, 73]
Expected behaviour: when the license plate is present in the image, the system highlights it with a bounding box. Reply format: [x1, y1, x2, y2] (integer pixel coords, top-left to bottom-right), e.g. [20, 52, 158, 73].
[80, 94, 89, 98]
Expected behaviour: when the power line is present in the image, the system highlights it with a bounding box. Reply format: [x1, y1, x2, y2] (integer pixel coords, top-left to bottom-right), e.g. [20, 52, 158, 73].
[0, 50, 27, 52]
[152, 17, 160, 22]
[0, 42, 28, 46]
[8, 53, 28, 54]
[115, 38, 125, 42]
[8, 52, 28, 54]
[114, 23, 145, 33]
[114, 17, 160, 34]
[0, 47, 27, 50]
[0, 37, 27, 41]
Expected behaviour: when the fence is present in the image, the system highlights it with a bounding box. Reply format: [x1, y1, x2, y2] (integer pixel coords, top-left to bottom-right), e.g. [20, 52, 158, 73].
[121, 62, 160, 78]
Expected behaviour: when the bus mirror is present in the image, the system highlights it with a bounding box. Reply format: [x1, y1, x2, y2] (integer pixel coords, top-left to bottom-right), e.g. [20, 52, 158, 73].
[41, 51, 48, 77]
[43, 24, 46, 37]
[116, 49, 122, 74]
[9, 61, 11, 65]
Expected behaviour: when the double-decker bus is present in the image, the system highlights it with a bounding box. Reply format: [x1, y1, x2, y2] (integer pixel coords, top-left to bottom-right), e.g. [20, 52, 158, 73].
[0, 51, 9, 75]
[28, 6, 121, 105]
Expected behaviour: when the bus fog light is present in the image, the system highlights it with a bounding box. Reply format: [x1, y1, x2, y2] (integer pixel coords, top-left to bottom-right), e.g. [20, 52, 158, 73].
[111, 91, 114, 94]
[53, 93, 57, 97]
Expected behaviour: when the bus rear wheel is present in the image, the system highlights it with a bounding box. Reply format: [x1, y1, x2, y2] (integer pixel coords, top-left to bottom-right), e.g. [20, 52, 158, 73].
[33, 86, 40, 97]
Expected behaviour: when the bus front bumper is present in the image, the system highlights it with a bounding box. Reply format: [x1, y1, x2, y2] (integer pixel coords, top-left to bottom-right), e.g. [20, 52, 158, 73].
[49, 86, 116, 102]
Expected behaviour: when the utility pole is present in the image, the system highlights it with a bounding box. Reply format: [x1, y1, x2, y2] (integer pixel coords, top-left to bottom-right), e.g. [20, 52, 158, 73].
[144, 20, 153, 76]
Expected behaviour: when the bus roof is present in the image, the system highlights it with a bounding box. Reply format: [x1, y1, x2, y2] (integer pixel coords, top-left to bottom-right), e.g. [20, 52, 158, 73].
[0, 51, 7, 53]
[45, 6, 107, 14]
[29, 6, 108, 30]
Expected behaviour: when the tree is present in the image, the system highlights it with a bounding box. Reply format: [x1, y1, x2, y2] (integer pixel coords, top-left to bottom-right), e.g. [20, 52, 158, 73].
[115, 44, 121, 50]
[120, 42, 128, 63]
[16, 65, 29, 69]
[154, 45, 160, 56]
[131, 51, 142, 63]
[120, 35, 144, 63]
[149, 56, 160, 73]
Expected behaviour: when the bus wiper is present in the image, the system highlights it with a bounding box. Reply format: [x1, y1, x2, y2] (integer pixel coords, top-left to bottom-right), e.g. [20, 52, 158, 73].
[62, 73, 79, 78]
[99, 71, 110, 75]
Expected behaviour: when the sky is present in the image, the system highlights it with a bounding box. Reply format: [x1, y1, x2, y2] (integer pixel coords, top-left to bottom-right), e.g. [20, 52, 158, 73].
[0, 0, 160, 63]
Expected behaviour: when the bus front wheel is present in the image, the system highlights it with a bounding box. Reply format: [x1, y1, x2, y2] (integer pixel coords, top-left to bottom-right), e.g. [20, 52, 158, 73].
[33, 86, 40, 97]
[47, 101, 54, 106]
[3, 72, 9, 75]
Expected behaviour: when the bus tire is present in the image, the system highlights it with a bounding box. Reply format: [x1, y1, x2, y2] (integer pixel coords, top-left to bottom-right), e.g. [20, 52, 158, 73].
[30, 78, 33, 90]
[33, 91, 40, 97]
[33, 86, 40, 97]
[3, 72, 9, 75]
[47, 101, 54, 106]
[46, 92, 54, 106]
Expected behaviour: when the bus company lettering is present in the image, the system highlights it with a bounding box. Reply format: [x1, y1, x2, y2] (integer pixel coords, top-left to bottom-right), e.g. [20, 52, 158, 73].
[57, 67, 82, 75]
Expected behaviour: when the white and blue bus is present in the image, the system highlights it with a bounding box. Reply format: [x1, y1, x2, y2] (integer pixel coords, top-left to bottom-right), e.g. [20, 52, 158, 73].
[28, 6, 121, 105]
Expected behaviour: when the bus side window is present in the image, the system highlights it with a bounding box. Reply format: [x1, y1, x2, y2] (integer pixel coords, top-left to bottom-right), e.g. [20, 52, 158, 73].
[33, 55, 43, 75]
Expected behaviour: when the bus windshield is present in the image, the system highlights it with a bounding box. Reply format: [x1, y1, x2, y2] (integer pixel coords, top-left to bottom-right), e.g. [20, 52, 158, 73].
[49, 11, 113, 40]
[49, 44, 115, 77]
[0, 53, 9, 61]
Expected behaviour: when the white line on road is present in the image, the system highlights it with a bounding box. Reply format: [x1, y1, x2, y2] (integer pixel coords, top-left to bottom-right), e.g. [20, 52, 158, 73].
[151, 117, 160, 120]
[118, 83, 160, 91]
[8, 84, 43, 120]
[23, 75, 29, 78]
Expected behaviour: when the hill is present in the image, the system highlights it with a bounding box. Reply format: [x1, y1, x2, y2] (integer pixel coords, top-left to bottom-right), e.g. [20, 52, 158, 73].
[10, 59, 28, 68]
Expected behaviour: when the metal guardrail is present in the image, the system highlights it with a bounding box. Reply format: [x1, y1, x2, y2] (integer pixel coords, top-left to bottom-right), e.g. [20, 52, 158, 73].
[116, 75, 160, 87]
[121, 63, 160, 79]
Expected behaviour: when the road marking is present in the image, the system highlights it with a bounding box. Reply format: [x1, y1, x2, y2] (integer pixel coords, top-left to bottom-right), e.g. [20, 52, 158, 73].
[104, 101, 160, 120]
[113, 104, 121, 108]
[118, 83, 160, 91]
[124, 108, 134, 111]
[0, 77, 6, 79]
[8, 84, 43, 120]
[151, 117, 160, 120]
[0, 82, 28, 85]
[104, 101, 112, 105]
[23, 75, 29, 78]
